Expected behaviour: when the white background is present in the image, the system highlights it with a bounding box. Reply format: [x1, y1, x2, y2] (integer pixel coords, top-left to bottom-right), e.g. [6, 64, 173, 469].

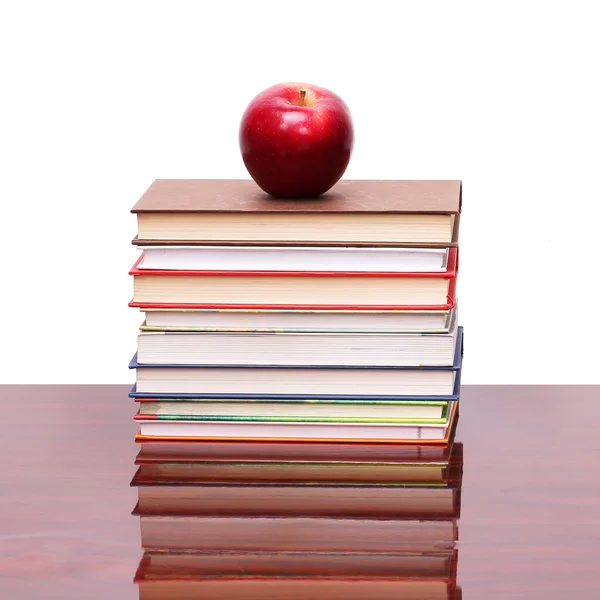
[1, 1, 599, 384]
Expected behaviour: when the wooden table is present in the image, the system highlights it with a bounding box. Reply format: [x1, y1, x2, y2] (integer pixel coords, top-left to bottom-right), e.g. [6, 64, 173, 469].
[1, 385, 599, 599]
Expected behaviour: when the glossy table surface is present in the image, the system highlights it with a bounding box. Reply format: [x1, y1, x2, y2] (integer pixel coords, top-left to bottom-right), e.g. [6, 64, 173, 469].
[1, 385, 600, 599]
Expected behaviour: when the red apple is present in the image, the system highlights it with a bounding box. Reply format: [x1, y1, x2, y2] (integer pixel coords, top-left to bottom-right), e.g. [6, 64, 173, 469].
[239, 82, 354, 198]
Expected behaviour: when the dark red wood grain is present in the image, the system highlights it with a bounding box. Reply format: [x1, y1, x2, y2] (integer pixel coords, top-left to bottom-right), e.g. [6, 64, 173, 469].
[1, 385, 600, 599]
[0, 385, 139, 600]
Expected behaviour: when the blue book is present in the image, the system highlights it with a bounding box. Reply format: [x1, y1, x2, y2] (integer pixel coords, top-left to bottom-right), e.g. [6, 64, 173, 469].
[128, 328, 463, 401]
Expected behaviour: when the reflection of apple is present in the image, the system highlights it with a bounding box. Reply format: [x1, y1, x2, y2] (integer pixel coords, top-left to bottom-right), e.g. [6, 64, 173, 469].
[239, 82, 354, 198]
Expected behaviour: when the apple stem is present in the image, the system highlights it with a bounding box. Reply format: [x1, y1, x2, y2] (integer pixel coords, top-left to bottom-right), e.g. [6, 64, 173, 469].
[299, 89, 306, 106]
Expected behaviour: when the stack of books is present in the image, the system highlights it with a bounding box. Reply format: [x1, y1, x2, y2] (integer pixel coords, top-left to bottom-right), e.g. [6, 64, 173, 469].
[128, 179, 462, 443]
[128, 178, 464, 598]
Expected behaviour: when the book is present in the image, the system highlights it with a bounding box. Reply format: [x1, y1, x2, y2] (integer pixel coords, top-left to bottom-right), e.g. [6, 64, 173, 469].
[131, 179, 462, 246]
[134, 401, 453, 425]
[135, 408, 452, 428]
[134, 511, 458, 552]
[134, 438, 458, 463]
[128, 249, 457, 310]
[136, 399, 450, 421]
[130, 366, 460, 399]
[134, 420, 452, 441]
[135, 549, 459, 600]
[133, 400, 458, 442]
[132, 398, 460, 445]
[129, 327, 462, 398]
[130, 368, 460, 399]
[137, 245, 451, 272]
[130, 369, 462, 401]
[140, 305, 457, 333]
[136, 316, 459, 367]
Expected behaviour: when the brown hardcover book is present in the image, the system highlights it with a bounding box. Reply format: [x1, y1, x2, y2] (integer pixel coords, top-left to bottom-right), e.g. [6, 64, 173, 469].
[131, 179, 461, 246]
[133, 510, 458, 553]
[135, 549, 458, 600]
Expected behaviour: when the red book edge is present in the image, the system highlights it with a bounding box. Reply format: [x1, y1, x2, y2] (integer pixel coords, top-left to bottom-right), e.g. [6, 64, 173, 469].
[136, 413, 157, 420]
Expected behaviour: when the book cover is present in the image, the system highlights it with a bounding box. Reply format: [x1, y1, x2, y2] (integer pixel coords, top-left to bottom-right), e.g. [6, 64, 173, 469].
[131, 179, 462, 214]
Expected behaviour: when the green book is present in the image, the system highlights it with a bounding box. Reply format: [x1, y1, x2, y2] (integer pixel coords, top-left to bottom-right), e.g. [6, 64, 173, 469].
[137, 400, 452, 424]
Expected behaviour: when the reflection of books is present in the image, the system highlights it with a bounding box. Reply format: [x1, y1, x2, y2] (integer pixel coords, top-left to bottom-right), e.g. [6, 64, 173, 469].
[135, 461, 449, 484]
[133, 441, 463, 484]
[134, 438, 459, 463]
[134, 511, 458, 553]
[130, 442, 463, 517]
[135, 549, 459, 600]
[132, 482, 460, 518]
